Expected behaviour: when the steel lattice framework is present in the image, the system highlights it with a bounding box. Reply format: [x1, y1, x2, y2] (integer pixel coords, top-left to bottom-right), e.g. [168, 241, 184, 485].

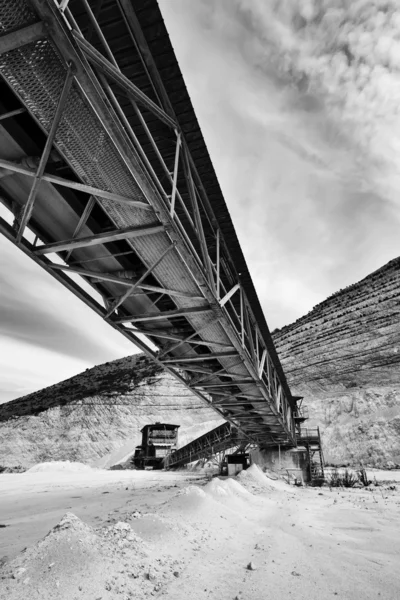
[0, 0, 299, 447]
[164, 422, 248, 469]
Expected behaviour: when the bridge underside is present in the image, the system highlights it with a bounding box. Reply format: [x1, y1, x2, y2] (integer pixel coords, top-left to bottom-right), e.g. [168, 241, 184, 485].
[0, 0, 296, 447]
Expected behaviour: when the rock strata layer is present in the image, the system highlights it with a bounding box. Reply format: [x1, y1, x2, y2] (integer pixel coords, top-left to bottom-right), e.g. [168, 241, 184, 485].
[272, 257, 400, 466]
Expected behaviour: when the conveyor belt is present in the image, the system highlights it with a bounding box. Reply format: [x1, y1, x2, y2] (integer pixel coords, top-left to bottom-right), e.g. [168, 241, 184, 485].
[165, 422, 242, 469]
[0, 0, 299, 447]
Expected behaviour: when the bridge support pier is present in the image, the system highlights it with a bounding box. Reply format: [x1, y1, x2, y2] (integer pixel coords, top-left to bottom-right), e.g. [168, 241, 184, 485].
[250, 446, 310, 484]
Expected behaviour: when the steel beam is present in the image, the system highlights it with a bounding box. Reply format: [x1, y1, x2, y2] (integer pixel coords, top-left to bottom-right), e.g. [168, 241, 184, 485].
[0, 22, 47, 55]
[48, 264, 201, 299]
[126, 328, 232, 348]
[216, 228, 220, 300]
[71, 249, 133, 266]
[191, 363, 243, 385]
[116, 0, 174, 115]
[211, 393, 262, 402]
[34, 223, 164, 254]
[220, 283, 240, 308]
[16, 65, 74, 242]
[170, 132, 181, 218]
[158, 317, 220, 358]
[0, 108, 26, 121]
[71, 30, 176, 129]
[161, 352, 237, 364]
[114, 284, 202, 300]
[106, 243, 175, 316]
[113, 306, 212, 324]
[181, 145, 214, 288]
[199, 379, 254, 388]
[212, 402, 269, 408]
[258, 349, 267, 378]
[59, 0, 70, 11]
[0, 158, 154, 210]
[176, 365, 214, 374]
[65, 196, 96, 261]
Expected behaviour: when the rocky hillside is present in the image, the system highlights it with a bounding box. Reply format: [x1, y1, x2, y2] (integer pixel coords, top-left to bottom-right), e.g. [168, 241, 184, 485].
[0, 354, 222, 469]
[2, 258, 400, 469]
[273, 257, 400, 467]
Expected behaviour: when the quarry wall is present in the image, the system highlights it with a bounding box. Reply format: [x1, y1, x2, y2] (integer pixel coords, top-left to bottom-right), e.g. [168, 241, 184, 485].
[273, 257, 400, 467]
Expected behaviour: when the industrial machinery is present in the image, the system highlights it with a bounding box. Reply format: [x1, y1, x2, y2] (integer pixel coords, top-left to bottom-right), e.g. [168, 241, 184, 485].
[132, 423, 179, 470]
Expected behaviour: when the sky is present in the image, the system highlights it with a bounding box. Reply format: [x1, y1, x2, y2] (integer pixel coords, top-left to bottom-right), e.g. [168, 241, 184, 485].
[1, 0, 400, 402]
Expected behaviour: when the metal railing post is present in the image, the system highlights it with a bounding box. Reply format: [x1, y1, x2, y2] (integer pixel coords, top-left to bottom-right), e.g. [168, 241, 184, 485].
[170, 132, 181, 218]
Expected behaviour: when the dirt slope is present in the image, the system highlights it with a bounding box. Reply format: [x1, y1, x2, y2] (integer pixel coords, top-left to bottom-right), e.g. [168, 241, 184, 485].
[273, 257, 400, 466]
[0, 354, 222, 469]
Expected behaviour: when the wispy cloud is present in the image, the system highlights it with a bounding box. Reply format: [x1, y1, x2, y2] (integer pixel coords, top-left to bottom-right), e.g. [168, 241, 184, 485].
[161, 0, 400, 326]
[0, 229, 136, 402]
[232, 0, 400, 202]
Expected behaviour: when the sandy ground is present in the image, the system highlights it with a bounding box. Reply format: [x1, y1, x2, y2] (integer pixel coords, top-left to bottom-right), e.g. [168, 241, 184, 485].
[1, 464, 400, 600]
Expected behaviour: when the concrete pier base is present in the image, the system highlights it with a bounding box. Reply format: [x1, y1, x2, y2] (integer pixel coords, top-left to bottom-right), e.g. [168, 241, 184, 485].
[250, 446, 310, 483]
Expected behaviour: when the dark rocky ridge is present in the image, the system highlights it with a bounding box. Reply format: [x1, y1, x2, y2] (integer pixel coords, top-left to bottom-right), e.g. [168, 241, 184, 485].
[273, 257, 400, 466]
[0, 354, 222, 468]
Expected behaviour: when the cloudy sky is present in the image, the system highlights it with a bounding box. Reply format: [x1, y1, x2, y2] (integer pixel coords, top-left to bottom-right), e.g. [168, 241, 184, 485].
[1, 0, 400, 402]
[0, 210, 134, 403]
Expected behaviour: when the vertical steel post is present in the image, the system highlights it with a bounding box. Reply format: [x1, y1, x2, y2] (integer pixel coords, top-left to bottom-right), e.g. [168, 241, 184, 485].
[16, 65, 74, 243]
[181, 145, 215, 289]
[256, 331, 259, 364]
[216, 228, 220, 300]
[240, 285, 244, 348]
[170, 132, 181, 218]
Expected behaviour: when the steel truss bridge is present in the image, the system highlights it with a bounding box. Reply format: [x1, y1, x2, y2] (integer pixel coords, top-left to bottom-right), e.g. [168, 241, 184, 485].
[0, 0, 299, 448]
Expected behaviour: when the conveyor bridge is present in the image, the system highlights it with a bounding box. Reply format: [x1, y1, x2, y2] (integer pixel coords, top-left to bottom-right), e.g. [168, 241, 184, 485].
[0, 0, 298, 447]
[164, 422, 246, 469]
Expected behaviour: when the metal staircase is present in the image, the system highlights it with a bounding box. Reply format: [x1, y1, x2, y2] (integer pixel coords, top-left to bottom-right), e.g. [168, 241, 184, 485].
[297, 427, 325, 485]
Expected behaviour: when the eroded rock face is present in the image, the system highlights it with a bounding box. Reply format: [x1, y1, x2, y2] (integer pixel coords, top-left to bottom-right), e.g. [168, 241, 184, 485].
[0, 354, 222, 468]
[273, 257, 400, 466]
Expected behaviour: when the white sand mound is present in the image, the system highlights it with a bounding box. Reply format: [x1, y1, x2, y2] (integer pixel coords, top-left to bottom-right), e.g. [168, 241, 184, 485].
[177, 485, 207, 498]
[2, 512, 179, 600]
[204, 478, 230, 497]
[246, 464, 269, 483]
[237, 464, 276, 492]
[238, 464, 295, 494]
[223, 477, 251, 496]
[203, 478, 255, 516]
[164, 484, 216, 520]
[26, 461, 95, 473]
